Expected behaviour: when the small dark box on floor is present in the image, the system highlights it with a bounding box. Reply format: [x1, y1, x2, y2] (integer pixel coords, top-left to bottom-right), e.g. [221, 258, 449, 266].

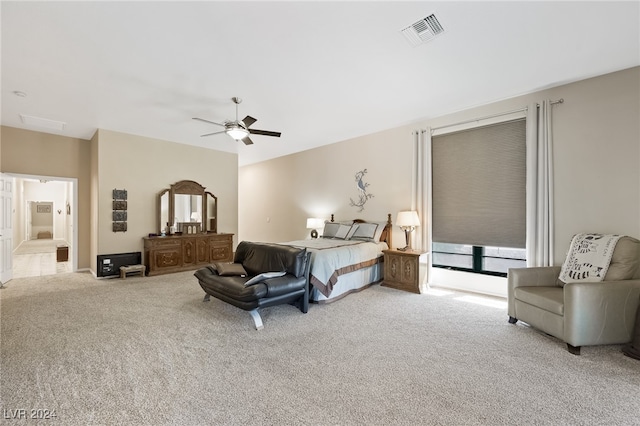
[56, 245, 69, 262]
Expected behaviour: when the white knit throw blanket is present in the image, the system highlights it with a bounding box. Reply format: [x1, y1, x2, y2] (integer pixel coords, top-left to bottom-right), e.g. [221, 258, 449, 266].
[559, 233, 622, 283]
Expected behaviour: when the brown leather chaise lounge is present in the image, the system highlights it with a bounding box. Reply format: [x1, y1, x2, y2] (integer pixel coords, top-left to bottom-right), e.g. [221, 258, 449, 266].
[194, 241, 311, 330]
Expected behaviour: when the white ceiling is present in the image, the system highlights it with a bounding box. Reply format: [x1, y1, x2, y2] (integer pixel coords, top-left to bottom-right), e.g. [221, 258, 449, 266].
[2, 1, 639, 166]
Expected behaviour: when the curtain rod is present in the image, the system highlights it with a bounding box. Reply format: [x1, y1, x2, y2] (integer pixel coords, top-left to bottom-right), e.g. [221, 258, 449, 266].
[429, 98, 564, 133]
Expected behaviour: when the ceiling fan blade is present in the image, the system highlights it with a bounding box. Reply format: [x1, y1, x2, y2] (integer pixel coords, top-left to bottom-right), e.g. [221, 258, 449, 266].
[242, 115, 257, 128]
[241, 136, 254, 145]
[193, 117, 225, 127]
[200, 130, 226, 137]
[249, 129, 281, 137]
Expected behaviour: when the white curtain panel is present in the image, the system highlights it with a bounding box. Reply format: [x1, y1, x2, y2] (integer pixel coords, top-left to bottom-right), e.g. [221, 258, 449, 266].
[411, 129, 431, 255]
[525, 101, 555, 266]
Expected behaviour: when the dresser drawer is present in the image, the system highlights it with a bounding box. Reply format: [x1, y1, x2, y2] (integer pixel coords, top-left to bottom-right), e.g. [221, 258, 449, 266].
[144, 233, 234, 276]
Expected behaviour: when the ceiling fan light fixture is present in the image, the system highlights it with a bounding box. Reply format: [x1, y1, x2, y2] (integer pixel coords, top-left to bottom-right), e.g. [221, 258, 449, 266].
[226, 126, 249, 140]
[194, 97, 280, 144]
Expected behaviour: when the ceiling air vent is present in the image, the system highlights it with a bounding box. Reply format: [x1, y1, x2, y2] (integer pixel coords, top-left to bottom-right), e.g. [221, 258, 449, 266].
[401, 13, 445, 47]
[20, 114, 66, 131]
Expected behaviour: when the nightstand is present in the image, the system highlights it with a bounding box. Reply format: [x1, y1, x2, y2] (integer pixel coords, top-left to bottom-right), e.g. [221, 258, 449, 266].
[381, 249, 428, 294]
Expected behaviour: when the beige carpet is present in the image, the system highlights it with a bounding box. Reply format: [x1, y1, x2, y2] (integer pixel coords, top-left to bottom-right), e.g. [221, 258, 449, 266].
[1, 271, 639, 425]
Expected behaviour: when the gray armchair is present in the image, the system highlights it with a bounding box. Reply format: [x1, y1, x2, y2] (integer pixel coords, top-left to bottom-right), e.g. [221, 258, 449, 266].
[508, 237, 640, 355]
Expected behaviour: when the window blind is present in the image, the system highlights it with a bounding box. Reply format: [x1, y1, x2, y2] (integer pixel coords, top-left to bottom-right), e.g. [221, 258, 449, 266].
[432, 118, 526, 249]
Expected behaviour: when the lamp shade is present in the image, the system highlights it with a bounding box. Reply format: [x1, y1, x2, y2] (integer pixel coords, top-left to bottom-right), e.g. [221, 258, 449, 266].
[396, 211, 420, 228]
[306, 218, 324, 229]
[190, 212, 202, 222]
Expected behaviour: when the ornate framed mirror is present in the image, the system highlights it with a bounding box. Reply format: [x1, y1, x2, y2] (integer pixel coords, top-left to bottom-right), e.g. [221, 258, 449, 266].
[157, 180, 217, 234]
[205, 191, 217, 236]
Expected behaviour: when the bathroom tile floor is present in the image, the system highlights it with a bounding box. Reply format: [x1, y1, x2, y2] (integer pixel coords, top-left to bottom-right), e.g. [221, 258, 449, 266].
[12, 239, 72, 278]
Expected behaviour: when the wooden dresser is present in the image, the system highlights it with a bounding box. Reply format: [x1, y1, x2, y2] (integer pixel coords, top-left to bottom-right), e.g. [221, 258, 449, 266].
[143, 233, 233, 276]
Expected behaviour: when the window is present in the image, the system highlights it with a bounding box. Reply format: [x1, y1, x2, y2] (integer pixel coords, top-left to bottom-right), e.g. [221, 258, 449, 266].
[431, 119, 526, 276]
[432, 243, 526, 277]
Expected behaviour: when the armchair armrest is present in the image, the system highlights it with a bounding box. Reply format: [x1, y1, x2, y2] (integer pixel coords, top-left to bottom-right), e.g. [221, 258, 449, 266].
[564, 279, 640, 347]
[508, 266, 562, 289]
[507, 266, 561, 317]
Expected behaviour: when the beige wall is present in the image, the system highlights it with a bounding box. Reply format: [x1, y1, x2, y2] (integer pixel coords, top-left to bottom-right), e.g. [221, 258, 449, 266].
[94, 130, 238, 271]
[239, 125, 413, 246]
[0, 126, 239, 275]
[0, 126, 92, 269]
[239, 66, 640, 266]
[546, 67, 640, 254]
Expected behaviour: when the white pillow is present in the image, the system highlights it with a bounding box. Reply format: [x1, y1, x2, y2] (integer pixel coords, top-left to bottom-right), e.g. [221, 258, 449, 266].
[322, 222, 341, 238]
[334, 224, 352, 239]
[244, 271, 287, 286]
[350, 222, 379, 241]
[346, 224, 359, 239]
[373, 221, 387, 242]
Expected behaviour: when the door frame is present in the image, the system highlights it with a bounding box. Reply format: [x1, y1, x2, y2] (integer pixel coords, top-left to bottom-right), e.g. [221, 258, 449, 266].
[6, 173, 78, 273]
[0, 173, 14, 284]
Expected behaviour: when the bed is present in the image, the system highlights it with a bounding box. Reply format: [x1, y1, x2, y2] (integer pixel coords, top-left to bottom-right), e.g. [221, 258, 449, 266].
[279, 214, 392, 303]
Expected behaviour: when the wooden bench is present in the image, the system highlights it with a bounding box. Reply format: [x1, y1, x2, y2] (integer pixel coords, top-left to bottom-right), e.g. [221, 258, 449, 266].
[119, 264, 146, 279]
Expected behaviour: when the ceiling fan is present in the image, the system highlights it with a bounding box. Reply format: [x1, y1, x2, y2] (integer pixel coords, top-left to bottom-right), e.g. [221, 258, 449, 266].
[192, 97, 281, 145]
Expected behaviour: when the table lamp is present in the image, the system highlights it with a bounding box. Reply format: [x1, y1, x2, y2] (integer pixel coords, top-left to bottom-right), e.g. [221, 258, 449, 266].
[396, 210, 420, 251]
[306, 218, 324, 238]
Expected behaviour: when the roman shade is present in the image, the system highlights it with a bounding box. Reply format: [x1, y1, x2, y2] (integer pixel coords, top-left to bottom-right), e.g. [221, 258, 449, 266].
[432, 119, 526, 248]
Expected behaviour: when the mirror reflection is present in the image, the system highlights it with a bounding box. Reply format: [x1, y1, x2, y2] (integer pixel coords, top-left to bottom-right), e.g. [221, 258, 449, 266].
[174, 194, 202, 223]
[159, 190, 169, 233]
[205, 191, 217, 234]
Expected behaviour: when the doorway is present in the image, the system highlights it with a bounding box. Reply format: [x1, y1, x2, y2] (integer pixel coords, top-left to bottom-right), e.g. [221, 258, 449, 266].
[9, 175, 77, 279]
[29, 201, 54, 240]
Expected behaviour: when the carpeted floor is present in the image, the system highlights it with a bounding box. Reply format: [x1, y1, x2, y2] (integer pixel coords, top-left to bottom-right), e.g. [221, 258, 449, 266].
[1, 272, 639, 425]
